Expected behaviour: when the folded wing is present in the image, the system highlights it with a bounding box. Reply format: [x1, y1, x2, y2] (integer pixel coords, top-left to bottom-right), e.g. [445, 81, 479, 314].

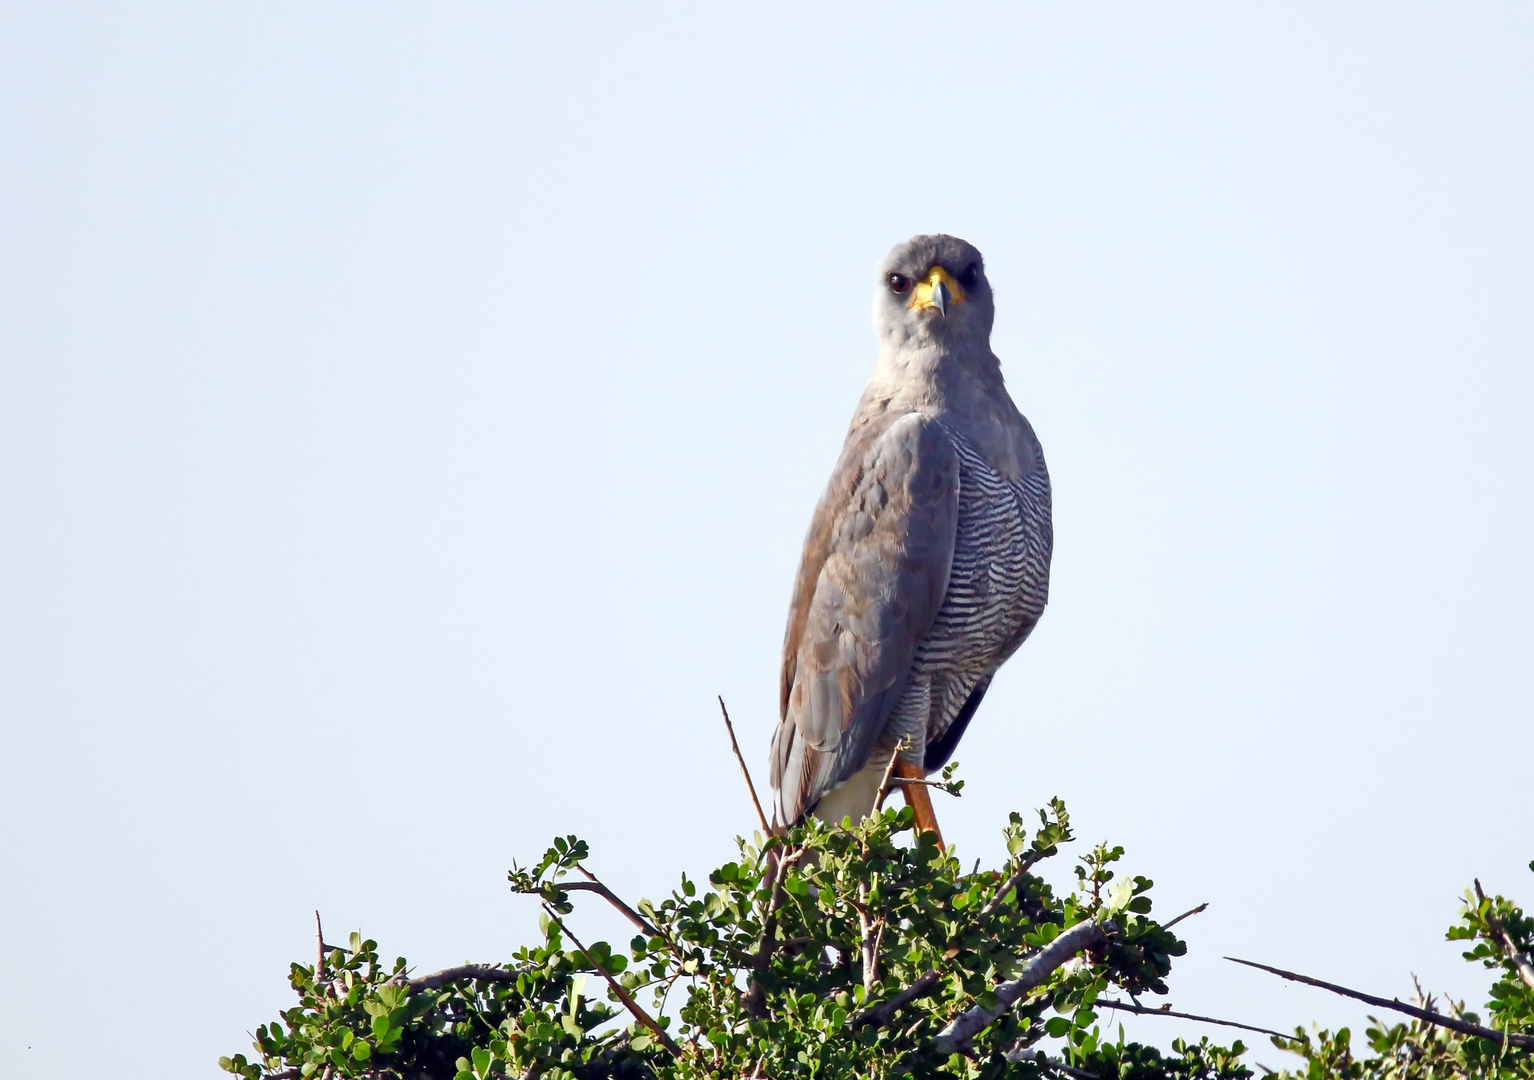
[770, 412, 959, 825]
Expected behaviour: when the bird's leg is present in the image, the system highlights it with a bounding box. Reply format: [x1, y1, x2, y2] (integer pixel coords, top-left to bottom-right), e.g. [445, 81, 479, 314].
[893, 759, 945, 851]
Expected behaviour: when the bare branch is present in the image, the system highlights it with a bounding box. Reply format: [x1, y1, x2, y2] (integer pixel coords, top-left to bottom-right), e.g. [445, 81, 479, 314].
[543, 905, 684, 1058]
[1498, 942, 1532, 996]
[934, 919, 1111, 1055]
[873, 740, 910, 811]
[744, 846, 804, 1015]
[1005, 1048, 1103, 1077]
[405, 964, 524, 992]
[858, 880, 886, 997]
[859, 901, 876, 996]
[851, 970, 944, 1030]
[718, 696, 772, 835]
[1476, 879, 1534, 994]
[869, 920, 886, 989]
[1161, 902, 1209, 932]
[314, 911, 325, 979]
[1096, 998, 1289, 1040]
[566, 868, 665, 941]
[1226, 956, 1534, 1050]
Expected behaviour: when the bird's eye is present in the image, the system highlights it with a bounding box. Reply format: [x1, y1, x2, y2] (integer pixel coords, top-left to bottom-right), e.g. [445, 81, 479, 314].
[886, 273, 912, 295]
[958, 263, 980, 291]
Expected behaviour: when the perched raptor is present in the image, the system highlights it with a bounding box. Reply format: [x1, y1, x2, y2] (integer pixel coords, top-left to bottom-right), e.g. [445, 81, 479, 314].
[769, 234, 1053, 844]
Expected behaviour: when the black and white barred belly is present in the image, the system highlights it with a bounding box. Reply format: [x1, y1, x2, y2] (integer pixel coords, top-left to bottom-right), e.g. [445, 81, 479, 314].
[887, 420, 1053, 757]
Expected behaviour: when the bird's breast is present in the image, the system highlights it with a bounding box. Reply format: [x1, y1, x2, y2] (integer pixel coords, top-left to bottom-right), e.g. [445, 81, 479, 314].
[897, 420, 1053, 746]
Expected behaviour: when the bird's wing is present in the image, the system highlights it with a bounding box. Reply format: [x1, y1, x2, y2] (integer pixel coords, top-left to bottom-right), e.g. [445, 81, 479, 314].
[770, 411, 959, 825]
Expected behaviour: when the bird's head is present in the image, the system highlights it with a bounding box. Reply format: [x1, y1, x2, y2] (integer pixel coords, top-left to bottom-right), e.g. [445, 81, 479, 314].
[873, 234, 994, 350]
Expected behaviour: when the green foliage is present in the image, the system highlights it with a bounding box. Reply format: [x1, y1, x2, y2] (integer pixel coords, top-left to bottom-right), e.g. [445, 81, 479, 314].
[223, 812, 1533, 1080]
[224, 799, 1249, 1078]
[218, 924, 624, 1080]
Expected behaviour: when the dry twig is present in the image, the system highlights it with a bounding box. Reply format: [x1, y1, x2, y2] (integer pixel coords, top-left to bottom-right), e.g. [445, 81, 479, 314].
[314, 911, 325, 979]
[1226, 956, 1534, 1050]
[566, 866, 666, 941]
[1096, 998, 1289, 1040]
[718, 696, 771, 835]
[1161, 902, 1209, 932]
[873, 740, 911, 811]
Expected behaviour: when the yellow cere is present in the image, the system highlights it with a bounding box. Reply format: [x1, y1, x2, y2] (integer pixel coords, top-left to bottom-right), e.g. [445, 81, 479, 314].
[908, 265, 966, 311]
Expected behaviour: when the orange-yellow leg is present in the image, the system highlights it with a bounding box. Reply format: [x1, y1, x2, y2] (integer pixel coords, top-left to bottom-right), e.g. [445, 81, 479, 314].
[894, 759, 945, 851]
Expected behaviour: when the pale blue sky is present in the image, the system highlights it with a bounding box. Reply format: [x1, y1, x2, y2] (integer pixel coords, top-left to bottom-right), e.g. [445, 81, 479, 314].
[3, 5, 1532, 1077]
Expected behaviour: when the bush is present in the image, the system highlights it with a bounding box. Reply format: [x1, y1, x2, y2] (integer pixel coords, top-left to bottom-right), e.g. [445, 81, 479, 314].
[221, 794, 1534, 1080]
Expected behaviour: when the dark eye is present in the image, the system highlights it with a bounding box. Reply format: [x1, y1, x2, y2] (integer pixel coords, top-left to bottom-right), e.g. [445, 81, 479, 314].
[886, 272, 912, 295]
[957, 263, 980, 291]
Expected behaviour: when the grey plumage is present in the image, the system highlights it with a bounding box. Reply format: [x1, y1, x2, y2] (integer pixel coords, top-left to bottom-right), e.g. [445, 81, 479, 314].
[769, 234, 1053, 828]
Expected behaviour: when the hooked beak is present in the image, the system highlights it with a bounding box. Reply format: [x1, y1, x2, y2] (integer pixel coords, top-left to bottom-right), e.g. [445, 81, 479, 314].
[909, 266, 965, 317]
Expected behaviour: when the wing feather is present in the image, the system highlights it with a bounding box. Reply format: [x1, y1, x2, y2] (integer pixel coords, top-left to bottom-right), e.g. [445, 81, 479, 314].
[769, 412, 958, 824]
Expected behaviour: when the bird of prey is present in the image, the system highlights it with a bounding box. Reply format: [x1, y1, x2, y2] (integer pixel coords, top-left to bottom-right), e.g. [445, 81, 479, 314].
[768, 234, 1052, 845]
